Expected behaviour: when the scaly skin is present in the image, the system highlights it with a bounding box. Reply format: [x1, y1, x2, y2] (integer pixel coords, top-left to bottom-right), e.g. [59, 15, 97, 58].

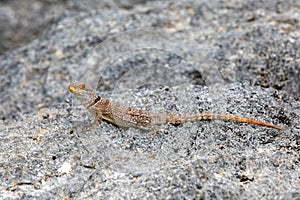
[68, 82, 282, 130]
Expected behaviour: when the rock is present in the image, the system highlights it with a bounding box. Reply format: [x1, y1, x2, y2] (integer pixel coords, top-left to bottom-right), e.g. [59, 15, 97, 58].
[0, 0, 299, 199]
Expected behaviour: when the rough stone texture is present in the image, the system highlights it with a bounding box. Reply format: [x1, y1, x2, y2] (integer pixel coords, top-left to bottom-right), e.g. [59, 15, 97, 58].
[0, 0, 65, 55]
[0, 0, 299, 199]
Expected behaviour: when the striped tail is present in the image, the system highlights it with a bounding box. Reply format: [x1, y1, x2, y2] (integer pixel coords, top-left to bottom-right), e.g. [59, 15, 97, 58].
[166, 113, 282, 130]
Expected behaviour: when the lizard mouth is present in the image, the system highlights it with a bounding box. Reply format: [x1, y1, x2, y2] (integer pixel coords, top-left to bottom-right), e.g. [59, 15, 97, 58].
[68, 84, 75, 92]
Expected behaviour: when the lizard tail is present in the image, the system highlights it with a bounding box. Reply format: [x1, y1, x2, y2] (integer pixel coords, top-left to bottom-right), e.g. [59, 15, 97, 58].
[166, 113, 282, 130]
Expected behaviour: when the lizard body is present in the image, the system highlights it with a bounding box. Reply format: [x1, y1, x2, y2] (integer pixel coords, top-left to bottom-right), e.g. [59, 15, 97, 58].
[68, 82, 282, 130]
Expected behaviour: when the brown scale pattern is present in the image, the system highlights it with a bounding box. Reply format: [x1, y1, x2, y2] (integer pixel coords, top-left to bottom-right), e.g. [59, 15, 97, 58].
[68, 82, 282, 131]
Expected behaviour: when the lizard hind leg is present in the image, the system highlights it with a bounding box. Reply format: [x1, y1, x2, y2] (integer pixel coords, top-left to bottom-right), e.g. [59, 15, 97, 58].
[149, 125, 164, 137]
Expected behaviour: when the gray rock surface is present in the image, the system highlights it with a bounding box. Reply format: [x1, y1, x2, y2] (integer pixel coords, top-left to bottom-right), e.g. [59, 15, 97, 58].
[0, 0, 299, 199]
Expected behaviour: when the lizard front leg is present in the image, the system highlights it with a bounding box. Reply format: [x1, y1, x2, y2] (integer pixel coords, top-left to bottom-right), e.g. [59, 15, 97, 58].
[85, 107, 102, 131]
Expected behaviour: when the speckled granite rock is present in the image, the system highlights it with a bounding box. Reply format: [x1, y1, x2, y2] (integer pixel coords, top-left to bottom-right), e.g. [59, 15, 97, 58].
[0, 0, 299, 199]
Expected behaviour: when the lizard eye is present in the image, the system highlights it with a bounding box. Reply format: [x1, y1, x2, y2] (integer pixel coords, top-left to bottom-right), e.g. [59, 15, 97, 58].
[78, 83, 86, 90]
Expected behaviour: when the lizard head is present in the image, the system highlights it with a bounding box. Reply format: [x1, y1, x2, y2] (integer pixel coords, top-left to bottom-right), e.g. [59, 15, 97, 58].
[68, 82, 88, 94]
[68, 82, 99, 108]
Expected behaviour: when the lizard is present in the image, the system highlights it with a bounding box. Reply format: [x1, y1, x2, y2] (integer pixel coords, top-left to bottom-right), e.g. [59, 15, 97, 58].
[68, 82, 282, 131]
